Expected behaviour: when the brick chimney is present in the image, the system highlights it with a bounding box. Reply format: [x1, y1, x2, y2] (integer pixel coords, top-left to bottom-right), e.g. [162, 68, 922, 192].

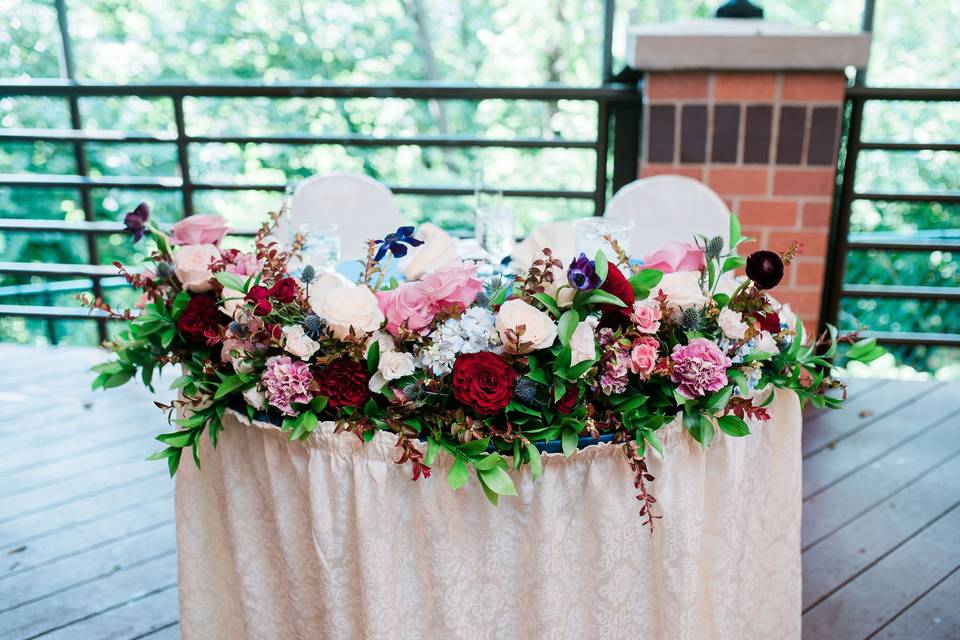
[627, 19, 871, 327]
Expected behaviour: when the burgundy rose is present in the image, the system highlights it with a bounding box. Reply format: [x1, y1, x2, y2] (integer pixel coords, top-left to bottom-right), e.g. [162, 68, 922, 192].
[598, 265, 635, 313]
[452, 352, 516, 415]
[315, 358, 372, 408]
[177, 293, 222, 343]
[245, 285, 272, 316]
[755, 311, 781, 334]
[269, 278, 299, 304]
[555, 385, 580, 414]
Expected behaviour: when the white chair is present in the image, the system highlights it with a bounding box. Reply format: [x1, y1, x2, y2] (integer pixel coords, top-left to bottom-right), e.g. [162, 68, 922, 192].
[290, 173, 403, 261]
[604, 175, 730, 257]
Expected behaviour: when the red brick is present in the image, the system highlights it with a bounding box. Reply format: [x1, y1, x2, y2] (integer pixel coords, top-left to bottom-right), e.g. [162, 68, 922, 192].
[793, 257, 827, 287]
[801, 201, 833, 227]
[714, 72, 777, 101]
[773, 169, 836, 197]
[781, 73, 846, 102]
[646, 72, 709, 99]
[708, 167, 769, 196]
[776, 290, 822, 320]
[737, 199, 798, 227]
[767, 230, 829, 257]
[640, 163, 704, 181]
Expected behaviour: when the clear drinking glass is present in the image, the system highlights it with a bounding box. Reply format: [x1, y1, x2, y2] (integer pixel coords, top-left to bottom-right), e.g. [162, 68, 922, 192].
[300, 223, 341, 272]
[475, 207, 515, 275]
[572, 217, 636, 261]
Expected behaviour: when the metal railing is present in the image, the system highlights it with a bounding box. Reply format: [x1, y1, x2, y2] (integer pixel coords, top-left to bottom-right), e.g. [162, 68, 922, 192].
[0, 79, 643, 343]
[822, 85, 960, 349]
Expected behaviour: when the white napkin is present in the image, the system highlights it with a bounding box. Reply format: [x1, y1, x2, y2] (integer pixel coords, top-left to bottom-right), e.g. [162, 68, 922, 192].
[510, 221, 575, 272]
[399, 223, 459, 280]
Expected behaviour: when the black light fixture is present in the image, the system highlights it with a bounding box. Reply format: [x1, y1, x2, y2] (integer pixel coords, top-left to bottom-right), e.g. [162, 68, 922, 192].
[715, 0, 764, 19]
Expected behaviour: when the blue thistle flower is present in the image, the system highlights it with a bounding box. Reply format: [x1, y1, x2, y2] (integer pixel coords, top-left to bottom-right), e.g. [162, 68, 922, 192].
[302, 314, 324, 339]
[300, 265, 316, 284]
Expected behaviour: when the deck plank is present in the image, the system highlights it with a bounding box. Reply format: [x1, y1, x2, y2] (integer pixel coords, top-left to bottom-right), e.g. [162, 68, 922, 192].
[38, 585, 179, 640]
[873, 567, 960, 639]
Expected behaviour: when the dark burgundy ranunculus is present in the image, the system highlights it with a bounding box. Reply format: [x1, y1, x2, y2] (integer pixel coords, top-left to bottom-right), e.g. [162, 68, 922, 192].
[314, 358, 372, 408]
[176, 293, 221, 343]
[555, 385, 580, 414]
[122, 202, 150, 243]
[245, 285, 272, 316]
[268, 278, 299, 303]
[746, 250, 785, 290]
[755, 311, 781, 334]
[598, 265, 635, 313]
[452, 352, 516, 415]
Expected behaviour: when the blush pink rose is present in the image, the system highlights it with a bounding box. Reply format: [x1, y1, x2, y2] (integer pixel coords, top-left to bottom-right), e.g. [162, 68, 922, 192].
[643, 241, 706, 274]
[420, 261, 484, 312]
[629, 337, 660, 378]
[170, 214, 230, 246]
[670, 337, 732, 398]
[376, 282, 436, 337]
[631, 300, 662, 334]
[173, 243, 221, 292]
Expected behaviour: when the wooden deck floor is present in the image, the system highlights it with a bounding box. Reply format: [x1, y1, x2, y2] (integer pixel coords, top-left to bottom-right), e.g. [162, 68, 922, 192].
[0, 345, 957, 639]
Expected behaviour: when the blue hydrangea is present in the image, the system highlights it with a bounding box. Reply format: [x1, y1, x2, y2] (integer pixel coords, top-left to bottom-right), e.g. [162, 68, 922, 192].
[418, 307, 501, 376]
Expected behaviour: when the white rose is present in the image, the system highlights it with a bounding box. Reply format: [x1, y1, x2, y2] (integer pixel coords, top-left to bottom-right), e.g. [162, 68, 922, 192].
[540, 265, 576, 309]
[399, 223, 458, 280]
[220, 287, 245, 319]
[495, 298, 558, 354]
[369, 350, 417, 392]
[312, 283, 384, 340]
[778, 303, 798, 334]
[173, 243, 220, 292]
[242, 386, 266, 411]
[656, 271, 708, 319]
[754, 330, 780, 355]
[717, 307, 749, 340]
[306, 271, 350, 313]
[366, 331, 397, 353]
[569, 319, 597, 368]
[282, 325, 321, 360]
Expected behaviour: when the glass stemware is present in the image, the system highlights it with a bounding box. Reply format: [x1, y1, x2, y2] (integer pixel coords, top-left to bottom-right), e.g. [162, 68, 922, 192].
[299, 222, 342, 273]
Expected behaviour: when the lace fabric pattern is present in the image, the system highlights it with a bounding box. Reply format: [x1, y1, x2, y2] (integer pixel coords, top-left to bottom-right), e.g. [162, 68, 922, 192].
[175, 390, 801, 640]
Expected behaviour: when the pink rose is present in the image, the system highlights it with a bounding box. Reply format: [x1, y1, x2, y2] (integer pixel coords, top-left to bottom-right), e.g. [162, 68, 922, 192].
[670, 338, 732, 398]
[173, 243, 221, 292]
[631, 300, 662, 334]
[170, 214, 230, 245]
[376, 282, 436, 337]
[643, 241, 706, 274]
[629, 337, 659, 378]
[420, 261, 483, 312]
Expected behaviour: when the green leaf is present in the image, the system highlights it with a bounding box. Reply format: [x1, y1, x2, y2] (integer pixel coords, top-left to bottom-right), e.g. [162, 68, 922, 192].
[729, 212, 742, 248]
[214, 374, 249, 400]
[459, 438, 490, 456]
[629, 269, 663, 297]
[532, 293, 561, 318]
[156, 430, 193, 448]
[310, 395, 329, 413]
[478, 475, 500, 505]
[612, 394, 648, 412]
[526, 368, 549, 384]
[526, 441, 543, 481]
[594, 249, 609, 283]
[642, 430, 664, 457]
[561, 427, 578, 458]
[214, 271, 248, 292]
[717, 414, 751, 437]
[490, 283, 513, 307]
[721, 255, 746, 273]
[146, 446, 179, 461]
[160, 326, 176, 348]
[704, 385, 734, 412]
[167, 448, 182, 477]
[366, 340, 380, 373]
[102, 370, 134, 389]
[474, 452, 502, 471]
[698, 414, 715, 448]
[300, 411, 318, 434]
[847, 338, 886, 364]
[553, 379, 567, 403]
[171, 291, 191, 319]
[448, 458, 468, 490]
[585, 289, 626, 308]
[478, 465, 517, 496]
[557, 309, 579, 346]
[425, 437, 440, 466]
[742, 351, 774, 363]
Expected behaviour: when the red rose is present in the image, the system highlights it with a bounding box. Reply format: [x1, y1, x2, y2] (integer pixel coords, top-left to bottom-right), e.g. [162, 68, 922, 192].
[177, 293, 222, 343]
[269, 278, 299, 303]
[755, 311, 781, 334]
[245, 285, 272, 316]
[598, 266, 635, 313]
[555, 385, 580, 414]
[452, 352, 516, 415]
[315, 358, 372, 408]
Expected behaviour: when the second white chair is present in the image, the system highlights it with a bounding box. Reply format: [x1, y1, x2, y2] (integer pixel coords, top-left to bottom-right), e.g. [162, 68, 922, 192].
[290, 173, 403, 261]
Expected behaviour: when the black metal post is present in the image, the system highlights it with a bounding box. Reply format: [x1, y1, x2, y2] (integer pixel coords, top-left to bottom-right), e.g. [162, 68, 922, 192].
[609, 68, 642, 194]
[173, 97, 194, 217]
[55, 0, 107, 343]
[601, 0, 616, 83]
[594, 100, 610, 216]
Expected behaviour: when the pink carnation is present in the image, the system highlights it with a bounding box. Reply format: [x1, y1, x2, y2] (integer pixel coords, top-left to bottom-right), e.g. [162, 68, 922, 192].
[170, 214, 230, 246]
[261, 356, 313, 416]
[221, 248, 260, 276]
[629, 337, 660, 378]
[670, 338, 732, 398]
[420, 261, 483, 312]
[631, 300, 662, 334]
[643, 241, 706, 274]
[376, 282, 436, 337]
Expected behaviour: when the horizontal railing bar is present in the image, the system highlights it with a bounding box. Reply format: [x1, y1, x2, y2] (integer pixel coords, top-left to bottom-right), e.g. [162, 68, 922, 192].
[0, 174, 595, 199]
[860, 330, 960, 347]
[0, 218, 258, 236]
[0, 128, 598, 149]
[859, 141, 960, 152]
[847, 235, 960, 251]
[845, 86, 960, 101]
[0, 262, 125, 277]
[0, 304, 112, 320]
[854, 191, 960, 203]
[842, 284, 960, 301]
[0, 80, 642, 102]
[0, 276, 128, 298]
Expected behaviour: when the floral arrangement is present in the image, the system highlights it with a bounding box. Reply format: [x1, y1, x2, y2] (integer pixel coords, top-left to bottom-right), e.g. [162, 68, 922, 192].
[89, 203, 884, 531]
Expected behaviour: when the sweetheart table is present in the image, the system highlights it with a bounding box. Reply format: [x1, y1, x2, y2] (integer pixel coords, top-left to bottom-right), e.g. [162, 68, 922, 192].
[174, 389, 801, 640]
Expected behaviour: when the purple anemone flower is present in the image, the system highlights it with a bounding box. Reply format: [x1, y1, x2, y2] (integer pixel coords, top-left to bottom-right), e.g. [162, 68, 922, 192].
[567, 253, 602, 291]
[374, 226, 423, 262]
[122, 202, 150, 243]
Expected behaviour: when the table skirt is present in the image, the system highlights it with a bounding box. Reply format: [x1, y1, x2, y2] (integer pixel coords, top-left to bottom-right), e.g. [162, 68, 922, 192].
[175, 390, 802, 640]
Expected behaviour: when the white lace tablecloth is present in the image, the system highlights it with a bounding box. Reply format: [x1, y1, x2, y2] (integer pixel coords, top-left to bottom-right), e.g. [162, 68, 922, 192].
[175, 390, 801, 640]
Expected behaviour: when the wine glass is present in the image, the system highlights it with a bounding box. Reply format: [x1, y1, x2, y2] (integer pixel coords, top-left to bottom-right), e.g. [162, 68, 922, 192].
[572, 217, 635, 263]
[300, 222, 341, 273]
[476, 207, 514, 277]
